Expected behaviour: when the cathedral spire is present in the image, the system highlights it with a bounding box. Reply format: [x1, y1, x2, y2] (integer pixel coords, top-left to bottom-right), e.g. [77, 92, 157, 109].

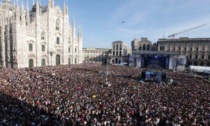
[36, 0, 40, 16]
[78, 26, 82, 38]
[27, 0, 29, 10]
[40, 0, 42, 6]
[15, 0, 20, 22]
[72, 18, 76, 38]
[52, 0, 54, 7]
[21, 0, 25, 25]
[21, 0, 24, 9]
[16, 0, 19, 7]
[48, 0, 54, 8]
[26, 0, 30, 24]
[64, 0, 68, 15]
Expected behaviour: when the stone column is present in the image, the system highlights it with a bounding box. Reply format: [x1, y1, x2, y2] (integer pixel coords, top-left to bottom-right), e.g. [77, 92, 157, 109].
[6, 24, 11, 68]
[1, 25, 6, 67]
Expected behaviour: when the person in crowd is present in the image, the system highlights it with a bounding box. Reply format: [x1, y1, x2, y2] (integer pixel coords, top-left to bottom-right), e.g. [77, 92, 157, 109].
[0, 63, 209, 125]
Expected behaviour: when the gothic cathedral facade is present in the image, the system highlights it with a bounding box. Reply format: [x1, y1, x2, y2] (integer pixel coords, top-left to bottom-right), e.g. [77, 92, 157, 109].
[0, 0, 83, 68]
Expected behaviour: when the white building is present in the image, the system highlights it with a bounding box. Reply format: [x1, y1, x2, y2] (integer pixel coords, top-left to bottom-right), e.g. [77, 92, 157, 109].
[112, 41, 129, 64]
[0, 0, 83, 68]
[157, 37, 210, 66]
[83, 48, 110, 62]
[131, 37, 152, 51]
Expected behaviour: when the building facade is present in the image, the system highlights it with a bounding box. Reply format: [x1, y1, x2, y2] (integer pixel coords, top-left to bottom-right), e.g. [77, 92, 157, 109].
[0, 0, 83, 68]
[112, 41, 129, 64]
[83, 48, 110, 62]
[157, 37, 210, 66]
[129, 37, 187, 70]
[131, 37, 152, 51]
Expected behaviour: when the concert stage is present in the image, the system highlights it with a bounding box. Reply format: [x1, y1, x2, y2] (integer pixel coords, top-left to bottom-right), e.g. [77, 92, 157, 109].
[128, 51, 186, 70]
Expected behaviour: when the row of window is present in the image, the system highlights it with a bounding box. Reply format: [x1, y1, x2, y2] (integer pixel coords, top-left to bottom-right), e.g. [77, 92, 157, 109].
[29, 58, 46, 68]
[113, 51, 122, 56]
[160, 43, 208, 46]
[41, 32, 60, 44]
[113, 44, 122, 50]
[160, 46, 207, 51]
[41, 32, 71, 44]
[29, 44, 77, 53]
[41, 33, 71, 45]
[188, 55, 210, 60]
[40, 18, 61, 41]
[85, 51, 104, 54]
[139, 44, 150, 50]
[188, 61, 210, 66]
[29, 44, 46, 52]
[29, 57, 78, 68]
[41, 18, 71, 42]
[68, 58, 77, 64]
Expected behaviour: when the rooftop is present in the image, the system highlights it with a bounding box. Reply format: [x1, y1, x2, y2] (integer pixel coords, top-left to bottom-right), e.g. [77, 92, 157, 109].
[158, 37, 210, 41]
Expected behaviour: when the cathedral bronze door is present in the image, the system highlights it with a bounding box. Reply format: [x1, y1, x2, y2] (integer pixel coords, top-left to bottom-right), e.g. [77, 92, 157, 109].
[56, 55, 60, 65]
[29, 59, 34, 68]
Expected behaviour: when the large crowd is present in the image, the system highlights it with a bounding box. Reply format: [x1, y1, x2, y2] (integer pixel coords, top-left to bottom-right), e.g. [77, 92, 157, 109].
[0, 63, 209, 126]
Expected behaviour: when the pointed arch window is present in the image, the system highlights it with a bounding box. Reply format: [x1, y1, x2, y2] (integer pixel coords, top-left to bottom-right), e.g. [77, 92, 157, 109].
[75, 47, 77, 53]
[68, 58, 71, 64]
[56, 55, 61, 65]
[68, 46, 71, 53]
[68, 37, 71, 43]
[56, 37, 60, 44]
[29, 43, 33, 52]
[29, 59, 34, 68]
[41, 31, 45, 40]
[42, 45, 45, 52]
[56, 18, 60, 30]
[75, 58, 77, 64]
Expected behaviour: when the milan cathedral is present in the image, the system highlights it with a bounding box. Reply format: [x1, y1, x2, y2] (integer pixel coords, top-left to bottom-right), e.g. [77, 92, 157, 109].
[0, 0, 83, 68]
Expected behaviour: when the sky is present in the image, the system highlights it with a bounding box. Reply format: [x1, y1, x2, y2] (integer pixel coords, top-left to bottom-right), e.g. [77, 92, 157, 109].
[11, 0, 210, 48]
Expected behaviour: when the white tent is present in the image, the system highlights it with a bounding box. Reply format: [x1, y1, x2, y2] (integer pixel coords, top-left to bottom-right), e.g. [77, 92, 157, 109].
[189, 66, 210, 74]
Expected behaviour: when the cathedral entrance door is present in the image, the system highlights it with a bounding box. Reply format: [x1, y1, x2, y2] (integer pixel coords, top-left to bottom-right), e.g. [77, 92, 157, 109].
[42, 59, 46, 66]
[29, 59, 34, 68]
[56, 55, 60, 65]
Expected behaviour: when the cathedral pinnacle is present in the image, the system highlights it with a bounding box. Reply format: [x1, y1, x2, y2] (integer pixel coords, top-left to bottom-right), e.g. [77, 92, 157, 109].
[64, 0, 68, 14]
[48, 0, 54, 8]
